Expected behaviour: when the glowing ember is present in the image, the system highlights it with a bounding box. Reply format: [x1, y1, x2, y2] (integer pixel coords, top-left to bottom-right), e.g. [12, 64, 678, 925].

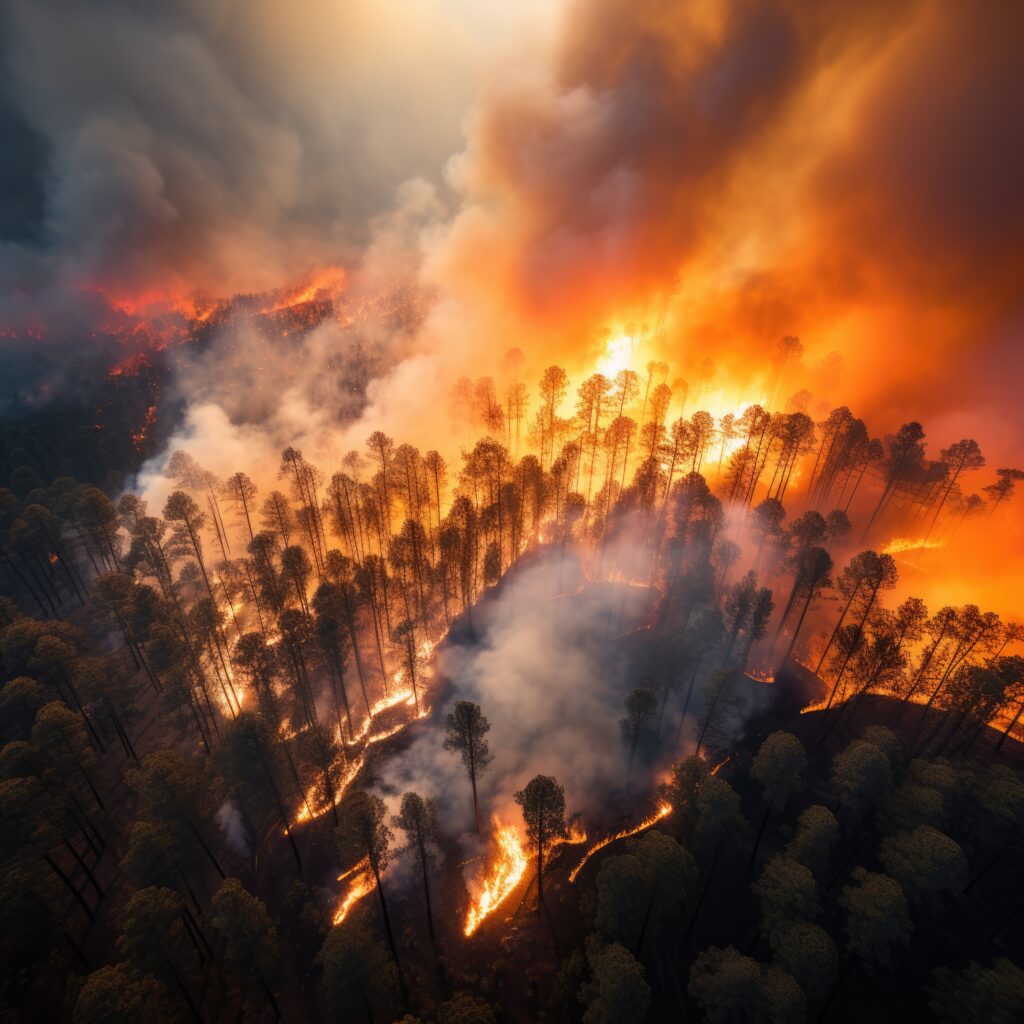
[463, 819, 529, 937]
[333, 857, 374, 925]
[131, 404, 158, 449]
[568, 803, 671, 884]
[747, 668, 776, 684]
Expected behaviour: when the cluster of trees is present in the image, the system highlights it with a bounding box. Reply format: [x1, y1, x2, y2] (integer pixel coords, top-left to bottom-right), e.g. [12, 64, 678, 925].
[545, 728, 1023, 1022]
[2, 351, 1023, 1020]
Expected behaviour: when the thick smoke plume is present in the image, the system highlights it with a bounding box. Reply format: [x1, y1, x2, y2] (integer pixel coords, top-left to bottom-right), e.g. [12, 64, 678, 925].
[378, 550, 651, 828]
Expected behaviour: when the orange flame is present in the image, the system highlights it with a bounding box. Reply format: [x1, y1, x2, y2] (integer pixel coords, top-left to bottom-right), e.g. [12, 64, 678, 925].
[264, 266, 346, 313]
[463, 819, 529, 938]
[333, 857, 374, 925]
[566, 758, 729, 885]
[881, 536, 946, 556]
[568, 803, 671, 884]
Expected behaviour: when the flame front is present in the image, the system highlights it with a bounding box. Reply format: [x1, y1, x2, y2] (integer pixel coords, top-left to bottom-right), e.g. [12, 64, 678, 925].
[463, 820, 529, 938]
[568, 803, 672, 884]
[880, 536, 946, 556]
[333, 857, 374, 925]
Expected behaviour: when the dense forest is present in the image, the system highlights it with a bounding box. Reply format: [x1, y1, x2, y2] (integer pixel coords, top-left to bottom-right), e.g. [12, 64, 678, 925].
[1, 344, 1022, 1023]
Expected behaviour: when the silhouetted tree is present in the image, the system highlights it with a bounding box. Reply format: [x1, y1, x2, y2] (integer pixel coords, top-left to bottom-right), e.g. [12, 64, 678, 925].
[392, 792, 441, 944]
[335, 791, 402, 986]
[514, 774, 568, 906]
[443, 700, 493, 834]
[620, 688, 657, 780]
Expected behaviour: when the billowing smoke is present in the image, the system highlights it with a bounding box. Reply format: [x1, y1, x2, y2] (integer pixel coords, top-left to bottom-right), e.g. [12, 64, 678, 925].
[376, 549, 655, 831]
[5, 0, 1022, 457]
[0, 0, 536, 299]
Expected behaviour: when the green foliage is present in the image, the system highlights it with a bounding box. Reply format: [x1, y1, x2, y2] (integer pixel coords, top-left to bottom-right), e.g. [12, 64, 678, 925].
[591, 830, 697, 949]
[443, 701, 494, 776]
[0, 677, 45, 740]
[753, 855, 821, 935]
[973, 765, 1024, 846]
[693, 775, 747, 864]
[116, 886, 197, 984]
[768, 922, 837, 1005]
[784, 805, 839, 882]
[210, 878, 278, 978]
[437, 990, 498, 1024]
[879, 779, 946, 835]
[72, 964, 171, 1024]
[838, 869, 912, 970]
[580, 940, 650, 1024]
[689, 945, 806, 1023]
[751, 731, 807, 810]
[31, 700, 94, 779]
[0, 856, 62, 953]
[860, 725, 900, 762]
[549, 949, 586, 1023]
[660, 755, 710, 836]
[620, 688, 658, 759]
[880, 826, 967, 909]
[121, 821, 179, 890]
[317, 922, 395, 1017]
[393, 791, 441, 850]
[696, 670, 743, 755]
[831, 739, 892, 822]
[928, 958, 1024, 1024]
[126, 749, 215, 829]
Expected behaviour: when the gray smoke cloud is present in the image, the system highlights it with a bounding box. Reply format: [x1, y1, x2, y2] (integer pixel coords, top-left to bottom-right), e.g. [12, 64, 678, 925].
[377, 548, 667, 835]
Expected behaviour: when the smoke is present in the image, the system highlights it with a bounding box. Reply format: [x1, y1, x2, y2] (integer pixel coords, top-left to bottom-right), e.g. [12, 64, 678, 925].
[216, 799, 251, 856]
[5, 0, 1022, 454]
[0, 0, 543, 298]
[377, 547, 664, 831]
[2, 3, 1021, 620]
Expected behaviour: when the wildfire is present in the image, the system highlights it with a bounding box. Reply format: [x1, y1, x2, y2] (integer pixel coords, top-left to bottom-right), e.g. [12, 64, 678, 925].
[881, 536, 946, 556]
[294, 754, 365, 824]
[265, 266, 347, 313]
[566, 759, 729, 885]
[463, 819, 530, 938]
[333, 857, 375, 925]
[558, 820, 589, 847]
[596, 331, 636, 378]
[108, 352, 151, 378]
[800, 698, 830, 716]
[747, 668, 776, 684]
[131, 404, 158, 449]
[367, 717, 426, 745]
[568, 803, 672, 884]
